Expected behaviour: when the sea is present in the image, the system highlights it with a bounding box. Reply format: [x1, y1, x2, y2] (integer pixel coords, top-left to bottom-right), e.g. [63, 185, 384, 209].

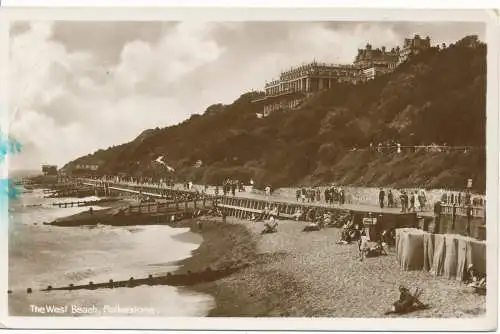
[8, 188, 214, 317]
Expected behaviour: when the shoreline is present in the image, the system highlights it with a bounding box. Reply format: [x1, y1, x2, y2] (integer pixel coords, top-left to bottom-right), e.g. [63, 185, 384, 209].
[172, 217, 302, 316]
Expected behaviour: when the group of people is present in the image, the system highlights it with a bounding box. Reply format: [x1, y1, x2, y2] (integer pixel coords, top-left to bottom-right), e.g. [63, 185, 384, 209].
[378, 188, 428, 212]
[158, 188, 203, 202]
[215, 178, 246, 197]
[295, 185, 346, 205]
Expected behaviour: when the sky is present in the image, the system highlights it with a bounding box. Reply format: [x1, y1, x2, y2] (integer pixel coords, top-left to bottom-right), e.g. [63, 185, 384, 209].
[7, 21, 485, 171]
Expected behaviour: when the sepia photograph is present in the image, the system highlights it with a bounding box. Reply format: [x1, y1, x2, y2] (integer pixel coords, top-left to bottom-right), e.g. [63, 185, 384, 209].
[2, 7, 498, 331]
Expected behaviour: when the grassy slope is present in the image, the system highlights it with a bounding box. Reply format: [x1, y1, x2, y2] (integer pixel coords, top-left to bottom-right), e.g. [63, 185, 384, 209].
[65, 38, 487, 193]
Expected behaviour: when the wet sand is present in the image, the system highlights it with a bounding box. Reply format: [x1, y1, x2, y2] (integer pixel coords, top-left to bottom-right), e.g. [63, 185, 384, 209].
[176, 217, 486, 317]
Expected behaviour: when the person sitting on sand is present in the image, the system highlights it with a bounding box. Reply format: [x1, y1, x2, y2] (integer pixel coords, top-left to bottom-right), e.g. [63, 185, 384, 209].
[338, 216, 356, 244]
[263, 215, 278, 233]
[465, 263, 479, 284]
[465, 263, 486, 291]
[323, 212, 332, 226]
[387, 286, 426, 314]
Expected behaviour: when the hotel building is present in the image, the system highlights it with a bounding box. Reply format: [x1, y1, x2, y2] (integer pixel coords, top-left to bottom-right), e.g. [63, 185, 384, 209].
[254, 34, 432, 116]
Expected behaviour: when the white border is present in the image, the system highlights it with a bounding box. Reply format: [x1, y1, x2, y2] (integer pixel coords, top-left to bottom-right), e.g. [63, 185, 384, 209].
[1, 0, 500, 9]
[0, 6, 498, 332]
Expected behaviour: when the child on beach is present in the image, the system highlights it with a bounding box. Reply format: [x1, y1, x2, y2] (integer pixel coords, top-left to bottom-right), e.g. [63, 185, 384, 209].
[358, 230, 370, 261]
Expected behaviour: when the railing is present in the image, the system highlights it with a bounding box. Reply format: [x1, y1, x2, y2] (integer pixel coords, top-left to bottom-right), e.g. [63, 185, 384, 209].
[441, 204, 485, 218]
[80, 178, 486, 218]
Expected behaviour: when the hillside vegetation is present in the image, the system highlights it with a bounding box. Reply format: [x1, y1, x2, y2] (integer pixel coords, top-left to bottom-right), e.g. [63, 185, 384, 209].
[65, 37, 487, 192]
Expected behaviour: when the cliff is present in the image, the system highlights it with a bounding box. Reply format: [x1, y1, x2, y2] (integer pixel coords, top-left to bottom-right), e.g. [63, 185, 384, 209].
[64, 37, 486, 192]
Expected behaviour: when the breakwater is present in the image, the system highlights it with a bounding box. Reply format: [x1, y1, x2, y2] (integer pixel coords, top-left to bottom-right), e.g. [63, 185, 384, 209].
[36, 264, 247, 293]
[46, 198, 217, 227]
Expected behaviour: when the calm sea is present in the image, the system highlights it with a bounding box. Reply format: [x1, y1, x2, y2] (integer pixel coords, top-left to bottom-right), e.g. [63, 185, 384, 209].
[8, 189, 214, 317]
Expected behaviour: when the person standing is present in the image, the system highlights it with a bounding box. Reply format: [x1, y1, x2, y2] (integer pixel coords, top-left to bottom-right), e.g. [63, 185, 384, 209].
[409, 191, 415, 212]
[388, 190, 394, 208]
[265, 185, 271, 198]
[402, 191, 409, 213]
[379, 188, 385, 209]
[339, 188, 345, 206]
[414, 191, 420, 212]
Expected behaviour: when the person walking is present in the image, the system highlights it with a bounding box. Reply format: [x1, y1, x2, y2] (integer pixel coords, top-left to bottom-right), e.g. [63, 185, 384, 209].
[379, 188, 385, 209]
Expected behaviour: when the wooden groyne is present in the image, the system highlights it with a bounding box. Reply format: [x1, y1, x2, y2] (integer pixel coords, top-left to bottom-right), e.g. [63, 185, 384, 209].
[51, 198, 120, 208]
[47, 198, 217, 227]
[45, 188, 97, 198]
[15, 264, 248, 294]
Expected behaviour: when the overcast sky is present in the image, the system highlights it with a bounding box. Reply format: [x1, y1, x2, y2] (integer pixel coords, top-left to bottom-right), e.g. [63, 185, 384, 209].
[8, 21, 485, 171]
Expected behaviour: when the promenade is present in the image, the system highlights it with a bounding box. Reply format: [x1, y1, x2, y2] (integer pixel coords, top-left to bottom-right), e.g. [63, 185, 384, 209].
[83, 180, 435, 217]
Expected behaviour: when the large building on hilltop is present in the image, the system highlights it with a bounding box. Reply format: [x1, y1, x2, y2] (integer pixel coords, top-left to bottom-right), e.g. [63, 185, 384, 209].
[354, 43, 400, 80]
[253, 34, 432, 116]
[254, 61, 364, 116]
[264, 62, 362, 96]
[398, 34, 431, 64]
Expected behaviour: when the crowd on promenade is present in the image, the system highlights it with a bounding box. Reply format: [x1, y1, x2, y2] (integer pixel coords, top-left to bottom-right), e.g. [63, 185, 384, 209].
[83, 175, 485, 212]
[295, 186, 346, 205]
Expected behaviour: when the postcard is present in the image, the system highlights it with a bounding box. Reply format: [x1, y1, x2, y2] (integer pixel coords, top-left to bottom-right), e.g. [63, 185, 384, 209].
[0, 6, 498, 332]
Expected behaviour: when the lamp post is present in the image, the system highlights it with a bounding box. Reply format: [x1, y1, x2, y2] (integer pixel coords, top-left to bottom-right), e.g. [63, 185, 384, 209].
[466, 178, 473, 237]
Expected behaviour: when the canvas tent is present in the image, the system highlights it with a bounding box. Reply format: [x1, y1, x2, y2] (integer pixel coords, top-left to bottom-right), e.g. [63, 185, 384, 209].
[396, 228, 486, 281]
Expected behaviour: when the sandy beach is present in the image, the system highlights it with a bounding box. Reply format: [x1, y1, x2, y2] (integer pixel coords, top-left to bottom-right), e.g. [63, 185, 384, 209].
[176, 217, 486, 317]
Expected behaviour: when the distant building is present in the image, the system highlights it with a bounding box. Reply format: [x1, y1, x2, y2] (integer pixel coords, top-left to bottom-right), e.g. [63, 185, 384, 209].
[41, 165, 58, 176]
[398, 34, 431, 64]
[255, 34, 436, 115]
[354, 43, 399, 81]
[354, 43, 399, 70]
